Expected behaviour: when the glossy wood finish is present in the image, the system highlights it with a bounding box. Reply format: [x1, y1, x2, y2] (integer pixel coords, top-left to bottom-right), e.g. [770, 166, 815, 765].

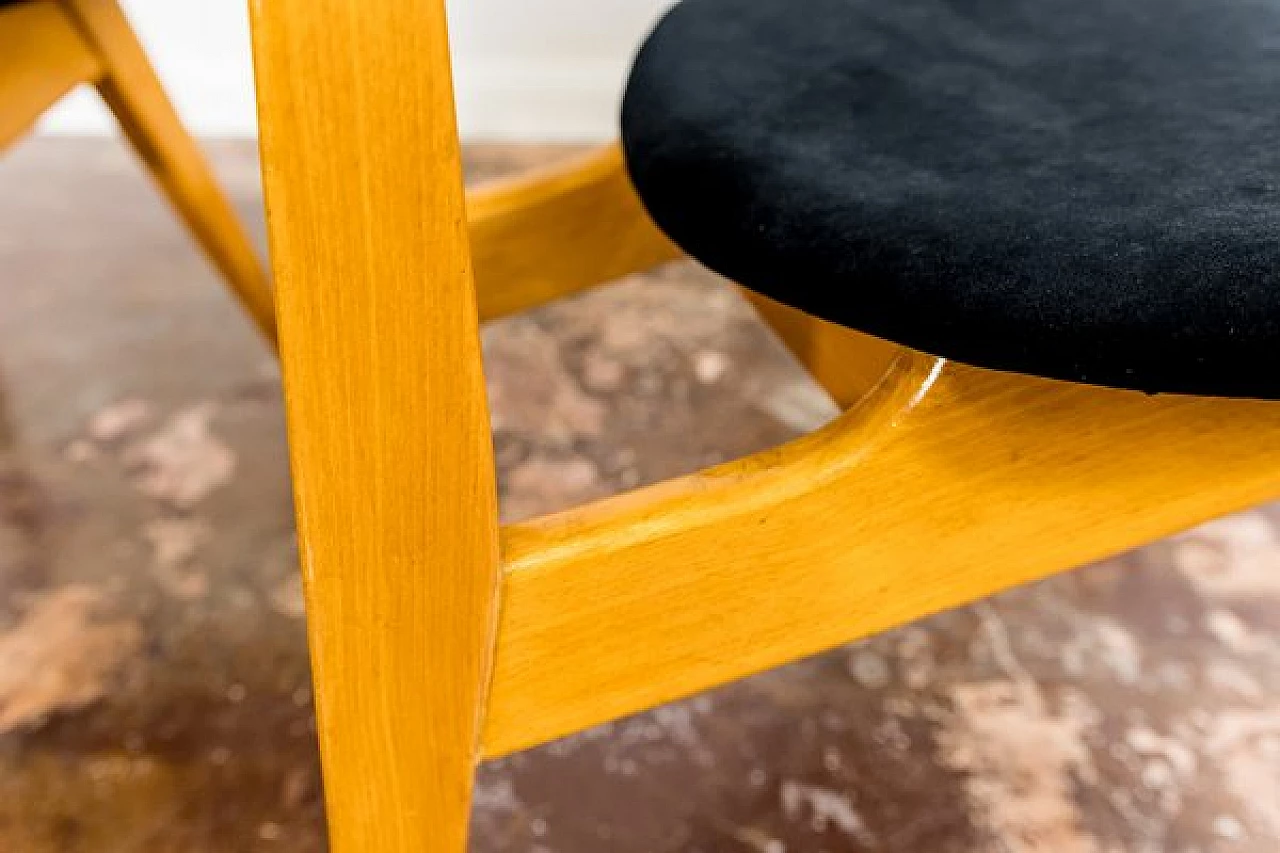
[243, 0, 1280, 847]
[467, 143, 682, 321]
[0, 0, 99, 150]
[249, 1, 501, 852]
[60, 0, 275, 342]
[483, 353, 1280, 757]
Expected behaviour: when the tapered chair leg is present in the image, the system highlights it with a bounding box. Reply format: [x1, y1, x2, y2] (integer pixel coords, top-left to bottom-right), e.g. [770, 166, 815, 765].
[59, 0, 276, 344]
[249, 1, 501, 851]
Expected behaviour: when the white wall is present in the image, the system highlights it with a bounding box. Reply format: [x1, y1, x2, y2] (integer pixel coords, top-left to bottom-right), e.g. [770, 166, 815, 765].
[38, 0, 675, 140]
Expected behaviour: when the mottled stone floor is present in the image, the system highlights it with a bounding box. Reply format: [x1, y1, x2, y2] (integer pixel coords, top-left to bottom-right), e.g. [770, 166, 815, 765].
[0, 138, 1277, 852]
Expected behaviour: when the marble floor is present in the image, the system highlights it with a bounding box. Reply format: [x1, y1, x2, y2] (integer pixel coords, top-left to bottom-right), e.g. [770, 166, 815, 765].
[0, 138, 1277, 852]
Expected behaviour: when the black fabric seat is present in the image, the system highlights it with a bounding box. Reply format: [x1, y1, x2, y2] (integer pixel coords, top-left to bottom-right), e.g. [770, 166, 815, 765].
[621, 0, 1280, 399]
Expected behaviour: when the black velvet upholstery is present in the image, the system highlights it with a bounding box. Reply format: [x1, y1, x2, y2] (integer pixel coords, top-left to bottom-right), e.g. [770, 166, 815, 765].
[622, 0, 1280, 398]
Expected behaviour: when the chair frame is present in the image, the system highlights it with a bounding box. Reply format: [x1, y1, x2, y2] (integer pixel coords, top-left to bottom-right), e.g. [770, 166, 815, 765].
[0, 0, 273, 339]
[245, 1, 1280, 850]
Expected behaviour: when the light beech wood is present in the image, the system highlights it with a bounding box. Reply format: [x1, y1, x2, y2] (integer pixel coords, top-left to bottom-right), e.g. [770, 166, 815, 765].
[60, 0, 275, 342]
[1, 0, 271, 340]
[482, 353, 1280, 757]
[741, 289, 903, 408]
[0, 0, 100, 151]
[467, 143, 682, 321]
[249, 1, 501, 852]
[467, 150, 901, 410]
[243, 0, 1280, 848]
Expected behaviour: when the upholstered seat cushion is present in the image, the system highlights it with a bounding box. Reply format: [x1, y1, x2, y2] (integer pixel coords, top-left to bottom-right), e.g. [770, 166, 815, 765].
[622, 0, 1280, 398]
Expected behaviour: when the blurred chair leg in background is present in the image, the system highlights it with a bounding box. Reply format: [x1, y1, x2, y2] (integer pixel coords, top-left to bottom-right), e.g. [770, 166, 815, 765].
[0, 0, 274, 342]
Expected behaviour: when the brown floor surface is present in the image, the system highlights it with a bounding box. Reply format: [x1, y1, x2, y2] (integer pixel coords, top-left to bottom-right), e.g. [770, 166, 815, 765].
[0, 138, 1278, 852]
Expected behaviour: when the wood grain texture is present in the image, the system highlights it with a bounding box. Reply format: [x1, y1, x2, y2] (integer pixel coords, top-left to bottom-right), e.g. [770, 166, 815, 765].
[61, 0, 275, 343]
[467, 143, 682, 322]
[741, 289, 902, 408]
[0, 0, 100, 151]
[249, 1, 500, 852]
[483, 351, 1280, 757]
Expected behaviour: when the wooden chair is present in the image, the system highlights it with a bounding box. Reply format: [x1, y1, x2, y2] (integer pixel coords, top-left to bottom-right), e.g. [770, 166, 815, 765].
[245, 0, 1280, 850]
[0, 0, 273, 339]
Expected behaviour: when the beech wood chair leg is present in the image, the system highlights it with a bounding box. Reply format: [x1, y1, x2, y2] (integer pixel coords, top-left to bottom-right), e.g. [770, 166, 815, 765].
[249, 1, 501, 850]
[59, 0, 276, 344]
